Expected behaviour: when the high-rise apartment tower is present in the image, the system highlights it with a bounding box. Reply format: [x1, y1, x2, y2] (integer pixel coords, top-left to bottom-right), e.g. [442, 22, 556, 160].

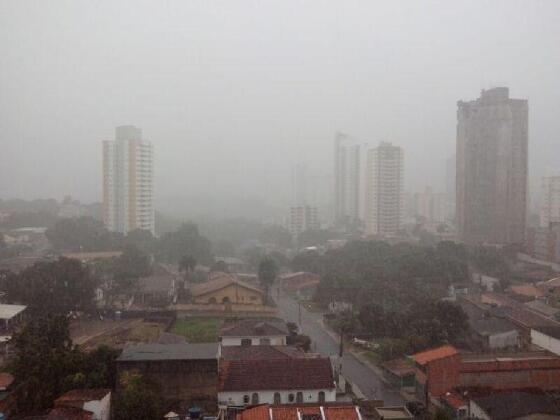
[334, 132, 362, 224]
[456, 88, 528, 245]
[103, 125, 154, 235]
[365, 142, 404, 236]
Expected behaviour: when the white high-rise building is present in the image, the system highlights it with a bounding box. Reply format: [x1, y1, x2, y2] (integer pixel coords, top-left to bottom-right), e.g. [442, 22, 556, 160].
[289, 205, 320, 239]
[103, 125, 154, 235]
[365, 142, 404, 236]
[334, 132, 362, 224]
[541, 175, 560, 228]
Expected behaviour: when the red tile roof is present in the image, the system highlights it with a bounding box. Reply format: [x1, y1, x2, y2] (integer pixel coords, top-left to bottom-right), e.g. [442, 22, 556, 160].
[55, 389, 111, 404]
[0, 372, 14, 390]
[235, 404, 360, 420]
[191, 273, 263, 297]
[411, 345, 459, 366]
[47, 406, 93, 420]
[221, 345, 309, 360]
[219, 358, 335, 392]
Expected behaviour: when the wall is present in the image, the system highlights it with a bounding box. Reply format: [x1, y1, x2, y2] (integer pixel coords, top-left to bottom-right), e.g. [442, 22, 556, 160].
[218, 388, 336, 407]
[531, 329, 560, 356]
[221, 335, 286, 346]
[468, 401, 491, 420]
[83, 393, 111, 420]
[423, 354, 461, 396]
[488, 330, 519, 349]
[194, 284, 264, 305]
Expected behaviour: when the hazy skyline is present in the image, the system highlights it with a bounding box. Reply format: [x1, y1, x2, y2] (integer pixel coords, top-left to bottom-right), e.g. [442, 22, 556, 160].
[1, 1, 559, 218]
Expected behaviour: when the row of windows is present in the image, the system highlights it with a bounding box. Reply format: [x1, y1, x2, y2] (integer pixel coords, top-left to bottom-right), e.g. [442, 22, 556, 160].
[242, 391, 326, 405]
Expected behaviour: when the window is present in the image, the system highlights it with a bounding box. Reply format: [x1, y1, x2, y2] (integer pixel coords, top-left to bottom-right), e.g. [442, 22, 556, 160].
[260, 338, 271, 345]
[288, 393, 295, 403]
[241, 338, 252, 346]
[318, 391, 325, 403]
[243, 395, 250, 404]
[251, 393, 259, 404]
[222, 296, 231, 304]
[274, 392, 281, 404]
[296, 392, 303, 403]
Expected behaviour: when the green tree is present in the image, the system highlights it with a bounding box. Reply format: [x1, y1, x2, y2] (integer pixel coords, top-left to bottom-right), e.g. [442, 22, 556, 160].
[114, 371, 163, 420]
[157, 223, 212, 265]
[258, 225, 292, 248]
[178, 254, 197, 279]
[46, 216, 123, 251]
[8, 315, 76, 411]
[258, 257, 278, 305]
[125, 229, 156, 254]
[5, 257, 97, 315]
[112, 245, 152, 284]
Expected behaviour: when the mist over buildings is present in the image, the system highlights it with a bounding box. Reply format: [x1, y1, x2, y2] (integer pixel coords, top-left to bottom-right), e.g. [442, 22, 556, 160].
[1, 1, 559, 221]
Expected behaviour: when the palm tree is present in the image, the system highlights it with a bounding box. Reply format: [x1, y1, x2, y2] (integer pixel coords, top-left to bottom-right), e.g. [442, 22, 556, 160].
[258, 257, 278, 305]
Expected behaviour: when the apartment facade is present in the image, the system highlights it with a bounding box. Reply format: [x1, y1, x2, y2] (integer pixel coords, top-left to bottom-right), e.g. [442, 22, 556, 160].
[365, 142, 404, 236]
[103, 125, 154, 235]
[456, 87, 528, 245]
[541, 175, 560, 228]
[334, 132, 362, 224]
[288, 205, 319, 238]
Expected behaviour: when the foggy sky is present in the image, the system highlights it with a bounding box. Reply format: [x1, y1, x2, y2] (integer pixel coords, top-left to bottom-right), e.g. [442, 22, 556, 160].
[1, 0, 559, 217]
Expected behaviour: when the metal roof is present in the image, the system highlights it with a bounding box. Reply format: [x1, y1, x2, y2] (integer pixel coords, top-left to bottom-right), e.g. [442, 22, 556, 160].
[0, 304, 26, 320]
[117, 342, 218, 362]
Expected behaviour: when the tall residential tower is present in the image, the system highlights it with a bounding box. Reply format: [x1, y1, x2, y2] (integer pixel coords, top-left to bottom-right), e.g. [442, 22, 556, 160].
[365, 142, 404, 236]
[103, 125, 154, 235]
[456, 88, 528, 245]
[334, 132, 362, 224]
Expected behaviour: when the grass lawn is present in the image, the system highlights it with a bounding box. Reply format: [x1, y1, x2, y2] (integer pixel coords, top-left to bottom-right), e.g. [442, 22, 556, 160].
[171, 317, 222, 343]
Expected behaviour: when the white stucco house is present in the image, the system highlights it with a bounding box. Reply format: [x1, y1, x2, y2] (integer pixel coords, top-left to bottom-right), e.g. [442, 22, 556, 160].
[218, 357, 336, 408]
[219, 319, 289, 347]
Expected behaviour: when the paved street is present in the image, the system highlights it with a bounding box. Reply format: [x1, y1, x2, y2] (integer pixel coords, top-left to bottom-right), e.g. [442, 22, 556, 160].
[274, 289, 404, 405]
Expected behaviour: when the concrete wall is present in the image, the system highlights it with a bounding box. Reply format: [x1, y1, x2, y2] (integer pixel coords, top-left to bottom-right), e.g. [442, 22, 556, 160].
[488, 330, 519, 349]
[531, 329, 560, 355]
[83, 393, 111, 420]
[221, 336, 286, 346]
[468, 401, 491, 420]
[218, 388, 336, 407]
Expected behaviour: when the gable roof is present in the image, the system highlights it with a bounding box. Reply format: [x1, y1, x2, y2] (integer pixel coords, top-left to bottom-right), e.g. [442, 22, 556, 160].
[219, 358, 335, 392]
[411, 345, 458, 366]
[470, 317, 517, 336]
[48, 406, 94, 420]
[191, 273, 263, 297]
[220, 319, 289, 337]
[0, 304, 26, 320]
[533, 325, 560, 340]
[117, 343, 218, 362]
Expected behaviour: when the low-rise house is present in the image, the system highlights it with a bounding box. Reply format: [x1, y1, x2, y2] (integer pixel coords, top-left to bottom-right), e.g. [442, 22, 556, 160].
[281, 272, 320, 300]
[219, 319, 289, 346]
[48, 406, 94, 419]
[469, 317, 519, 350]
[373, 406, 413, 420]
[524, 299, 560, 318]
[218, 358, 336, 407]
[0, 304, 27, 353]
[469, 390, 560, 420]
[135, 264, 177, 307]
[191, 272, 264, 305]
[234, 403, 363, 420]
[53, 389, 111, 420]
[116, 342, 219, 412]
[381, 359, 415, 389]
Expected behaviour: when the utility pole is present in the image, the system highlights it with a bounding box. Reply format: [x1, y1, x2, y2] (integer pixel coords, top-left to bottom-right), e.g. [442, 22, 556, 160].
[339, 326, 344, 357]
[298, 301, 302, 328]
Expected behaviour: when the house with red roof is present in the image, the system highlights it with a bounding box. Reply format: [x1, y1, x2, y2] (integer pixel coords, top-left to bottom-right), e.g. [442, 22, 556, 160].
[51, 389, 111, 420]
[234, 403, 364, 420]
[218, 357, 336, 408]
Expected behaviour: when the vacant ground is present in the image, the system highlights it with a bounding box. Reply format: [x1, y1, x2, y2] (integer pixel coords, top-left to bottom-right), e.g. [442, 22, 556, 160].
[170, 317, 222, 343]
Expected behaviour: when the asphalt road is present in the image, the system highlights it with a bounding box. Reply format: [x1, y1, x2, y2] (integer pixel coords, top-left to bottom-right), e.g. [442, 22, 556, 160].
[274, 288, 404, 405]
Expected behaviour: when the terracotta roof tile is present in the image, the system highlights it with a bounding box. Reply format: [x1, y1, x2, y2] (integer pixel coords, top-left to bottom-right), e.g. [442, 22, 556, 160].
[0, 372, 14, 390]
[221, 345, 308, 361]
[219, 358, 334, 392]
[47, 406, 93, 420]
[55, 389, 110, 404]
[411, 345, 458, 366]
[191, 273, 263, 297]
[235, 404, 360, 420]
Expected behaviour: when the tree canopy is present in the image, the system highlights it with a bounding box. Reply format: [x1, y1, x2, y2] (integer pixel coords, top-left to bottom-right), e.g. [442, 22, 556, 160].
[5, 257, 97, 315]
[156, 223, 212, 265]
